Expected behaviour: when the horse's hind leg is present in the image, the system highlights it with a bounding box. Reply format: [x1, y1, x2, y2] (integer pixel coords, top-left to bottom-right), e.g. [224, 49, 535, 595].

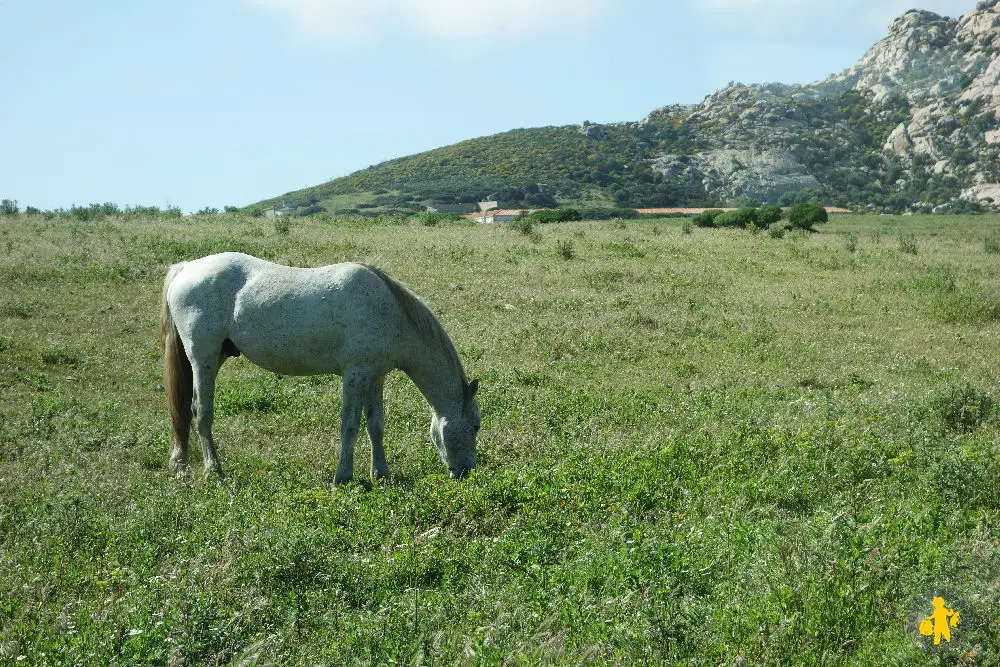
[365, 375, 388, 481]
[190, 355, 223, 477]
[334, 366, 373, 485]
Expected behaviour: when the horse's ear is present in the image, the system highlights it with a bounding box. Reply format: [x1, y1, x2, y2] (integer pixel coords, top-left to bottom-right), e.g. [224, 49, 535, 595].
[463, 379, 479, 413]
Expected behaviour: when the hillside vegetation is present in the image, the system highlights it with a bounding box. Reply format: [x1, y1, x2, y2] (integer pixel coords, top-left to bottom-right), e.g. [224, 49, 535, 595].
[1, 212, 999, 663]
[259, 3, 1000, 217]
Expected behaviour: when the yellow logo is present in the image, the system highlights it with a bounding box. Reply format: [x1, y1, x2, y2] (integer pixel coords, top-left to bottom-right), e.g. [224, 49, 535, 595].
[918, 596, 960, 645]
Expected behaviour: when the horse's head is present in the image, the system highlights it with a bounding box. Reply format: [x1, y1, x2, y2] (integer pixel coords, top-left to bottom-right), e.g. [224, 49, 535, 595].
[430, 379, 480, 479]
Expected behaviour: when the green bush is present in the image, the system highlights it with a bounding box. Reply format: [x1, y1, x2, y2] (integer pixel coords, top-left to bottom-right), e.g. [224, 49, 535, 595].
[681, 220, 693, 235]
[768, 224, 786, 239]
[786, 203, 828, 230]
[556, 240, 575, 260]
[576, 207, 639, 221]
[899, 234, 918, 255]
[411, 211, 463, 226]
[758, 205, 783, 225]
[528, 208, 582, 224]
[714, 207, 758, 228]
[692, 209, 724, 228]
[1, 199, 18, 216]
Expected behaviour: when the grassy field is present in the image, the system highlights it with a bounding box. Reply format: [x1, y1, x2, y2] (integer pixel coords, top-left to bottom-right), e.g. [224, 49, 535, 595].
[1, 212, 999, 665]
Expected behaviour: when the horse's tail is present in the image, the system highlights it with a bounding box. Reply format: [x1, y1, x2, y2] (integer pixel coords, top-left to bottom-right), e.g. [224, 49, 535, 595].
[161, 262, 193, 451]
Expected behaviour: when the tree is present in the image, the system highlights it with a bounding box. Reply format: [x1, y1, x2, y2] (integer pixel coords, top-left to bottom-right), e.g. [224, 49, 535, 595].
[1, 199, 18, 216]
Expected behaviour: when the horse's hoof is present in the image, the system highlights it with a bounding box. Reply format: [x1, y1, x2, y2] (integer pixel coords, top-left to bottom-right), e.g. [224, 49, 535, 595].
[333, 474, 353, 486]
[170, 463, 192, 479]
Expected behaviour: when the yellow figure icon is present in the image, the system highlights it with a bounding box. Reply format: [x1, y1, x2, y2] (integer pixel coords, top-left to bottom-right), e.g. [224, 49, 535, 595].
[919, 597, 959, 645]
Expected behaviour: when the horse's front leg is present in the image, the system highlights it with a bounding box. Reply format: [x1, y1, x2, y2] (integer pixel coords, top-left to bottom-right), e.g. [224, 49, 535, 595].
[365, 375, 388, 481]
[334, 366, 371, 485]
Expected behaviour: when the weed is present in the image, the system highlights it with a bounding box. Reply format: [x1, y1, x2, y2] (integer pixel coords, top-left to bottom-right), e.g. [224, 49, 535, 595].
[510, 216, 535, 236]
[844, 232, 858, 253]
[928, 382, 994, 432]
[767, 224, 786, 239]
[274, 217, 290, 235]
[899, 234, 918, 255]
[556, 239, 575, 260]
[0, 298, 42, 319]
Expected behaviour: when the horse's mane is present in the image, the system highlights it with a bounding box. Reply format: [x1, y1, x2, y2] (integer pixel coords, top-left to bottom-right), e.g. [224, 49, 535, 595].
[363, 264, 467, 383]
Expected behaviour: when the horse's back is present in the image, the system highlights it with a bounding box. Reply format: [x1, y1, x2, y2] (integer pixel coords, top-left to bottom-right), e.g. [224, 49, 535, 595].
[167, 254, 406, 376]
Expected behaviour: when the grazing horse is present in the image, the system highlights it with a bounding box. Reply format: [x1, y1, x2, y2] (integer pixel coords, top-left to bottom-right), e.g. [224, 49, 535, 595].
[159, 252, 480, 483]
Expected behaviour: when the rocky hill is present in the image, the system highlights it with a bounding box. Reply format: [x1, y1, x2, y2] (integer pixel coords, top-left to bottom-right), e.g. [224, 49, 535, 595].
[260, 1, 1000, 214]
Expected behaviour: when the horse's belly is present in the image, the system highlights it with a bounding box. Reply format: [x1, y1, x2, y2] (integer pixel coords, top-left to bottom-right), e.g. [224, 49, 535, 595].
[239, 350, 342, 376]
[230, 326, 345, 376]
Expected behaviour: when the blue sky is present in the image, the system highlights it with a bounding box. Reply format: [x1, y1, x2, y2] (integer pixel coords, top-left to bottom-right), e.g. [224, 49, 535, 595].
[0, 0, 977, 212]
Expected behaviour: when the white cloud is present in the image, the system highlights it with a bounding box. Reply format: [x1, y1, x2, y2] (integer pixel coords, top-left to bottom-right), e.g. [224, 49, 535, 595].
[250, 0, 608, 41]
[695, 0, 976, 33]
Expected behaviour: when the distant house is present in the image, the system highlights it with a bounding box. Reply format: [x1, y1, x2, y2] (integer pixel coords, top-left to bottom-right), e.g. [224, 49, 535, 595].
[477, 200, 498, 212]
[264, 200, 295, 218]
[426, 203, 477, 214]
[467, 209, 526, 224]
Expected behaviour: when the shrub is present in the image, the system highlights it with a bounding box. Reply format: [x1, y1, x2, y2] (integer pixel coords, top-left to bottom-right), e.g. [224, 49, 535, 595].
[577, 207, 639, 221]
[844, 232, 858, 253]
[411, 211, 463, 226]
[758, 204, 783, 225]
[681, 220, 693, 235]
[693, 210, 724, 228]
[768, 224, 786, 239]
[0, 199, 18, 216]
[246, 205, 264, 218]
[510, 216, 535, 236]
[899, 234, 918, 255]
[274, 217, 290, 235]
[529, 208, 582, 224]
[786, 203, 828, 230]
[196, 207, 219, 215]
[714, 207, 758, 228]
[556, 240, 575, 260]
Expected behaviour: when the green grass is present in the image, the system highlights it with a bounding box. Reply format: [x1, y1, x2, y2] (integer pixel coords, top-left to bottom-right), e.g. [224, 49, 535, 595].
[1, 213, 999, 664]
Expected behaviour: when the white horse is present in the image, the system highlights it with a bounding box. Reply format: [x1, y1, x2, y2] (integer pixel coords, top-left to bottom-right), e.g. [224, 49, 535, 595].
[159, 252, 480, 483]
